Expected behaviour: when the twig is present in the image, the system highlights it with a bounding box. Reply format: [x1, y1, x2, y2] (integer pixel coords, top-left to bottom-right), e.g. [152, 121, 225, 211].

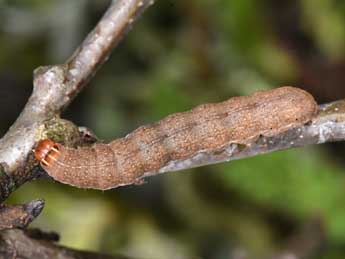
[65, 0, 156, 101]
[0, 0, 155, 202]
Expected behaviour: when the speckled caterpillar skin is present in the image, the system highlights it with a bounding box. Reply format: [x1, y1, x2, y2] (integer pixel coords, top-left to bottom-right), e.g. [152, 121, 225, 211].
[38, 86, 318, 190]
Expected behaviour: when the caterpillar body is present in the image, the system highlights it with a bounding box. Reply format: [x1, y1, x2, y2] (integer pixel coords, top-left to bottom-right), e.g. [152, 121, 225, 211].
[35, 86, 318, 190]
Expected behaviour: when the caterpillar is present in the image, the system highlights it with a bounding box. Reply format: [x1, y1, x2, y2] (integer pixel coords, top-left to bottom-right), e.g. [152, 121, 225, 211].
[35, 86, 318, 190]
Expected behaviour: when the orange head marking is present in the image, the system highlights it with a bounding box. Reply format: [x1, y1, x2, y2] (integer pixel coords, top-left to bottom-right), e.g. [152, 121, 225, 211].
[35, 139, 60, 167]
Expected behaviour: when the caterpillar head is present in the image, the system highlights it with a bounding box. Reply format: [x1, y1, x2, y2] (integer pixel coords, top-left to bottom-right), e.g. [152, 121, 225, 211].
[35, 139, 60, 167]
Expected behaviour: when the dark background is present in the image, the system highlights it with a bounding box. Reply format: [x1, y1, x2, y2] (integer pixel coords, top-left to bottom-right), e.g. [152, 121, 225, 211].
[1, 0, 345, 258]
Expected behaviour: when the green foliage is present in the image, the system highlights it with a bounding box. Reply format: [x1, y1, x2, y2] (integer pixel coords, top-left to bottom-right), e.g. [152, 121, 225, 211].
[218, 148, 345, 241]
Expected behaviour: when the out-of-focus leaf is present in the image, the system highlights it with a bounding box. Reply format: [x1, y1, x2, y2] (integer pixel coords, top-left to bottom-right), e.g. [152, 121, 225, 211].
[218, 147, 345, 241]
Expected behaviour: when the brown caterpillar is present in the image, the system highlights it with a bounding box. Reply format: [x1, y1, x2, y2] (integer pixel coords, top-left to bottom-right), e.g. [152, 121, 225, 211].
[35, 86, 318, 190]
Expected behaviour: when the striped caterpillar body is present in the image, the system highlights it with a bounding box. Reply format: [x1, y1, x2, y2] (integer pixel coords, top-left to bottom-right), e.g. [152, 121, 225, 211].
[35, 86, 318, 190]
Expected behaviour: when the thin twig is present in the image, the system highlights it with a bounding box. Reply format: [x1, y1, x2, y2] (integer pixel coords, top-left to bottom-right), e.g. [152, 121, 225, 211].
[65, 0, 156, 102]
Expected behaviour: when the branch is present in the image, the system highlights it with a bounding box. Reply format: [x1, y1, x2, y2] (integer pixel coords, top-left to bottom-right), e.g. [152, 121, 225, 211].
[0, 0, 155, 202]
[0, 229, 135, 259]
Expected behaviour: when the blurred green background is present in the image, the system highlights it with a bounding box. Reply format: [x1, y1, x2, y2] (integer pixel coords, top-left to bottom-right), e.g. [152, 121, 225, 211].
[1, 0, 345, 258]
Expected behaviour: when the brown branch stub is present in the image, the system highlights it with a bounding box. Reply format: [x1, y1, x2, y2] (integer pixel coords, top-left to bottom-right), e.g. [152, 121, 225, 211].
[0, 199, 44, 230]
